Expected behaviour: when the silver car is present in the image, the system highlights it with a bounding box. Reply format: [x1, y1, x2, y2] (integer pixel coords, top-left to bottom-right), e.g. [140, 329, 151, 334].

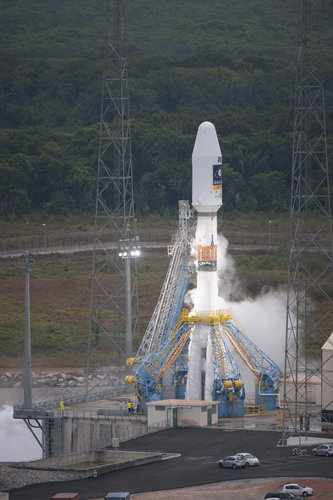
[235, 452, 260, 466]
[312, 443, 333, 456]
[281, 484, 313, 496]
[218, 455, 246, 469]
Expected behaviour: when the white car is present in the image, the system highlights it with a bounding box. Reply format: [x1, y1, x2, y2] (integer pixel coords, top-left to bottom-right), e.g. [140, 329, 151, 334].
[281, 484, 313, 497]
[235, 452, 260, 466]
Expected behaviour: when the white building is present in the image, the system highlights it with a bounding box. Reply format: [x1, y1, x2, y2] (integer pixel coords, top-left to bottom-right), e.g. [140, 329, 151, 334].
[147, 399, 218, 428]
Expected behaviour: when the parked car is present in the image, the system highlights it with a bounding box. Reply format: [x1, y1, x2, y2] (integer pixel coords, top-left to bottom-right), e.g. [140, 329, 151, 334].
[312, 443, 333, 456]
[235, 452, 260, 466]
[264, 492, 302, 499]
[281, 484, 314, 496]
[218, 455, 246, 469]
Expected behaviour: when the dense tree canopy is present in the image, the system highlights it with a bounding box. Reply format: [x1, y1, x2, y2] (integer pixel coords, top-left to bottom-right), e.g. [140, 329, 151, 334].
[0, 1, 332, 218]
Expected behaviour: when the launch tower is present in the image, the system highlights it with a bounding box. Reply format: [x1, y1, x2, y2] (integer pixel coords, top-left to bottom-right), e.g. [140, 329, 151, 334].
[282, 0, 333, 441]
[86, 0, 139, 389]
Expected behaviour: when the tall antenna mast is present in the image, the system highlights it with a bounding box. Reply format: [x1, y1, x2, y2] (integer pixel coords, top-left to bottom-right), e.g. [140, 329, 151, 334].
[282, 0, 333, 442]
[86, 0, 139, 389]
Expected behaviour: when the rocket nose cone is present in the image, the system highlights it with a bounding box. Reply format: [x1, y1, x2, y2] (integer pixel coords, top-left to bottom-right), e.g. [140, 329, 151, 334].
[192, 121, 221, 158]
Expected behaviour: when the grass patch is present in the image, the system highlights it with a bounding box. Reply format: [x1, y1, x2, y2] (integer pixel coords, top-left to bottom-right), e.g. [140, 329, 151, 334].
[0, 217, 330, 367]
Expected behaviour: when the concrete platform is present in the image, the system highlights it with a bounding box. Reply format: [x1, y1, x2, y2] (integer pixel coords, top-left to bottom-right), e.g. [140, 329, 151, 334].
[10, 449, 179, 478]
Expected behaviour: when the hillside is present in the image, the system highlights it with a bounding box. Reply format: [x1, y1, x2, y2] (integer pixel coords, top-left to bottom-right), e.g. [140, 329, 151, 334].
[1, 1, 332, 219]
[1, 0, 332, 61]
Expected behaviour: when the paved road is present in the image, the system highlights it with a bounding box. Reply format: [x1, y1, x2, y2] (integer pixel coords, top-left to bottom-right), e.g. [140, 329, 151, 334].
[9, 428, 333, 499]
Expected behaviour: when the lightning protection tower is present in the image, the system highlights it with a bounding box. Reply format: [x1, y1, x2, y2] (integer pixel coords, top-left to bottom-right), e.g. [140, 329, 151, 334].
[86, 0, 139, 391]
[282, 0, 333, 442]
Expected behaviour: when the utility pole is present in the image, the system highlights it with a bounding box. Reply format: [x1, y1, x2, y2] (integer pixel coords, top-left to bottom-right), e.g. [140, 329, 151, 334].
[86, 0, 139, 390]
[281, 0, 333, 444]
[21, 251, 34, 409]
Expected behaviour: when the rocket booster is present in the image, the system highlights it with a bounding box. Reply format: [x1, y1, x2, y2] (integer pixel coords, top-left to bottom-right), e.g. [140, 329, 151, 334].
[192, 121, 222, 214]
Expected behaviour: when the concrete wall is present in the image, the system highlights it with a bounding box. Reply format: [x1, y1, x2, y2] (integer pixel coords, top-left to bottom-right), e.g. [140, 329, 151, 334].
[45, 413, 148, 456]
[284, 379, 320, 405]
[63, 415, 147, 454]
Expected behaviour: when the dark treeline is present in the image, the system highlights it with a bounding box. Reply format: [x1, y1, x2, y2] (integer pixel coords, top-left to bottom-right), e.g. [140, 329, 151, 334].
[0, 0, 332, 219]
[1, 52, 332, 217]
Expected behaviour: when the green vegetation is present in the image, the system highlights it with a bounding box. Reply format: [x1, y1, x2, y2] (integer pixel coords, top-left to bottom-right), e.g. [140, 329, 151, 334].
[1, 1, 332, 60]
[0, 1, 332, 218]
[0, 215, 328, 365]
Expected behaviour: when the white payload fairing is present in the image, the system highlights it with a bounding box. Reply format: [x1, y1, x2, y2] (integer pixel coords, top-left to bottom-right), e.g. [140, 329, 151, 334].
[192, 121, 222, 215]
[186, 121, 222, 401]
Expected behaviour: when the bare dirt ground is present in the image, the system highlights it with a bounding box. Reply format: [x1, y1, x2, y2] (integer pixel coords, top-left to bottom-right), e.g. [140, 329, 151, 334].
[129, 477, 333, 499]
[89, 477, 333, 499]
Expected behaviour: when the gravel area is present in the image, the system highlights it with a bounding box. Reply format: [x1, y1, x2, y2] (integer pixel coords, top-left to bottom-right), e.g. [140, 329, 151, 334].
[0, 463, 85, 491]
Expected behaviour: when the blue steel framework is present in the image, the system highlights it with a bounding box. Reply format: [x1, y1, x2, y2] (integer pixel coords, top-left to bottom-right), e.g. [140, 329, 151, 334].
[130, 304, 282, 418]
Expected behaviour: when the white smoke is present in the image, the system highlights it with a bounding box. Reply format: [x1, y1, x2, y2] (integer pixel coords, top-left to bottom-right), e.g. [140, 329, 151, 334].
[215, 232, 287, 367]
[0, 404, 42, 461]
[230, 289, 286, 367]
[217, 234, 242, 301]
[185, 230, 287, 402]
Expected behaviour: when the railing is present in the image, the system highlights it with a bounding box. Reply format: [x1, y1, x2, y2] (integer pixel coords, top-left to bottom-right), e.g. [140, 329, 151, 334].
[14, 387, 126, 412]
[0, 229, 290, 255]
[244, 404, 266, 415]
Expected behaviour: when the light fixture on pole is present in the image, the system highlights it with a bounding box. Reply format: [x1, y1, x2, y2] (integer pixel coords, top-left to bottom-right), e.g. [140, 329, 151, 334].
[118, 237, 141, 369]
[42, 223, 46, 250]
[268, 220, 272, 248]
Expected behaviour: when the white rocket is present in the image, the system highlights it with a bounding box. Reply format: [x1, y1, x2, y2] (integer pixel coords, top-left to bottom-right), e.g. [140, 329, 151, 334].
[186, 121, 222, 401]
[192, 121, 222, 313]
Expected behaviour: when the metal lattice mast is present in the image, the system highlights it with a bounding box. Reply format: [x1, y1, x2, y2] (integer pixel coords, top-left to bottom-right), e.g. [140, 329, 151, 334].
[282, 0, 333, 442]
[86, 0, 139, 388]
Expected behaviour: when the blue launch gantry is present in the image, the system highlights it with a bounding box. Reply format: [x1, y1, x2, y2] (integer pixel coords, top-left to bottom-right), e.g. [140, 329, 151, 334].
[125, 201, 283, 417]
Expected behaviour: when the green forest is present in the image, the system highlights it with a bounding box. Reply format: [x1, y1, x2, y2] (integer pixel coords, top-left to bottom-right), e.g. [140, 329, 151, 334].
[0, 0, 332, 219]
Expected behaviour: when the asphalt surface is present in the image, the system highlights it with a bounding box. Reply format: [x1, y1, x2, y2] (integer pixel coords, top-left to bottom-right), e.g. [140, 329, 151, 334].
[8, 428, 333, 500]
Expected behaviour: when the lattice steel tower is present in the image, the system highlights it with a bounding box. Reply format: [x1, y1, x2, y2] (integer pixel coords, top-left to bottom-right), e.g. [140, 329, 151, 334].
[86, 0, 139, 389]
[282, 0, 333, 441]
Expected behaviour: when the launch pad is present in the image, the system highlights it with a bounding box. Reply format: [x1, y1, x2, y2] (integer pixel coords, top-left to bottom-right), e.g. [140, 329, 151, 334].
[126, 122, 283, 417]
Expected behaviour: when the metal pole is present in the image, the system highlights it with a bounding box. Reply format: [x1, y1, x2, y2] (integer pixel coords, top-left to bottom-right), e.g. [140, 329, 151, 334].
[125, 256, 132, 368]
[22, 252, 34, 409]
[42, 224, 46, 250]
[268, 220, 272, 248]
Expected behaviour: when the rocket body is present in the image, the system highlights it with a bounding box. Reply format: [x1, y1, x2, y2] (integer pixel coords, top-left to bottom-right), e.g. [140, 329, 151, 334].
[186, 121, 222, 401]
[192, 121, 222, 314]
